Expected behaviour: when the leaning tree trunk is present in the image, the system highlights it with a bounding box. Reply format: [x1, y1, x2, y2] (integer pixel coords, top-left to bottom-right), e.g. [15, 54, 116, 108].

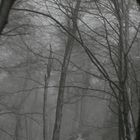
[52, 1, 81, 140]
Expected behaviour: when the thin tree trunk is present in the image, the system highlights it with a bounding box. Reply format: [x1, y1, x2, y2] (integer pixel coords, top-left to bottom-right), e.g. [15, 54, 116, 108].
[43, 75, 50, 140]
[52, 1, 81, 140]
[43, 48, 53, 140]
[79, 62, 90, 129]
[14, 115, 22, 140]
[14, 51, 31, 140]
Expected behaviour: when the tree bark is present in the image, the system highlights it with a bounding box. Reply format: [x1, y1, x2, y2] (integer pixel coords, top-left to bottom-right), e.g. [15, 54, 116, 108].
[52, 1, 81, 140]
[43, 48, 53, 140]
[0, 0, 16, 35]
[137, 0, 140, 6]
[135, 107, 140, 140]
[136, 1, 140, 140]
[43, 74, 50, 140]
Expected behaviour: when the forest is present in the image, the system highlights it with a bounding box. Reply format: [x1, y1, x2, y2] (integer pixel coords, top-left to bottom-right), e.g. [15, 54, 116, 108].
[0, 0, 140, 140]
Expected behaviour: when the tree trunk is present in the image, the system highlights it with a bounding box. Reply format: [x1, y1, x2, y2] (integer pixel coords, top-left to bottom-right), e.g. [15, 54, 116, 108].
[0, 0, 16, 35]
[43, 48, 53, 140]
[135, 105, 140, 140]
[52, 1, 81, 140]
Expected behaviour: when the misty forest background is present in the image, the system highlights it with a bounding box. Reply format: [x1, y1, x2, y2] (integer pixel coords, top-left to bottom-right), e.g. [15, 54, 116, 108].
[0, 0, 140, 140]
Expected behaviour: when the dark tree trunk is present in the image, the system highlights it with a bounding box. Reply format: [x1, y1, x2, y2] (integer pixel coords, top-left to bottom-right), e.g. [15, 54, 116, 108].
[135, 107, 140, 140]
[137, 0, 140, 6]
[136, 1, 140, 140]
[0, 0, 16, 35]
